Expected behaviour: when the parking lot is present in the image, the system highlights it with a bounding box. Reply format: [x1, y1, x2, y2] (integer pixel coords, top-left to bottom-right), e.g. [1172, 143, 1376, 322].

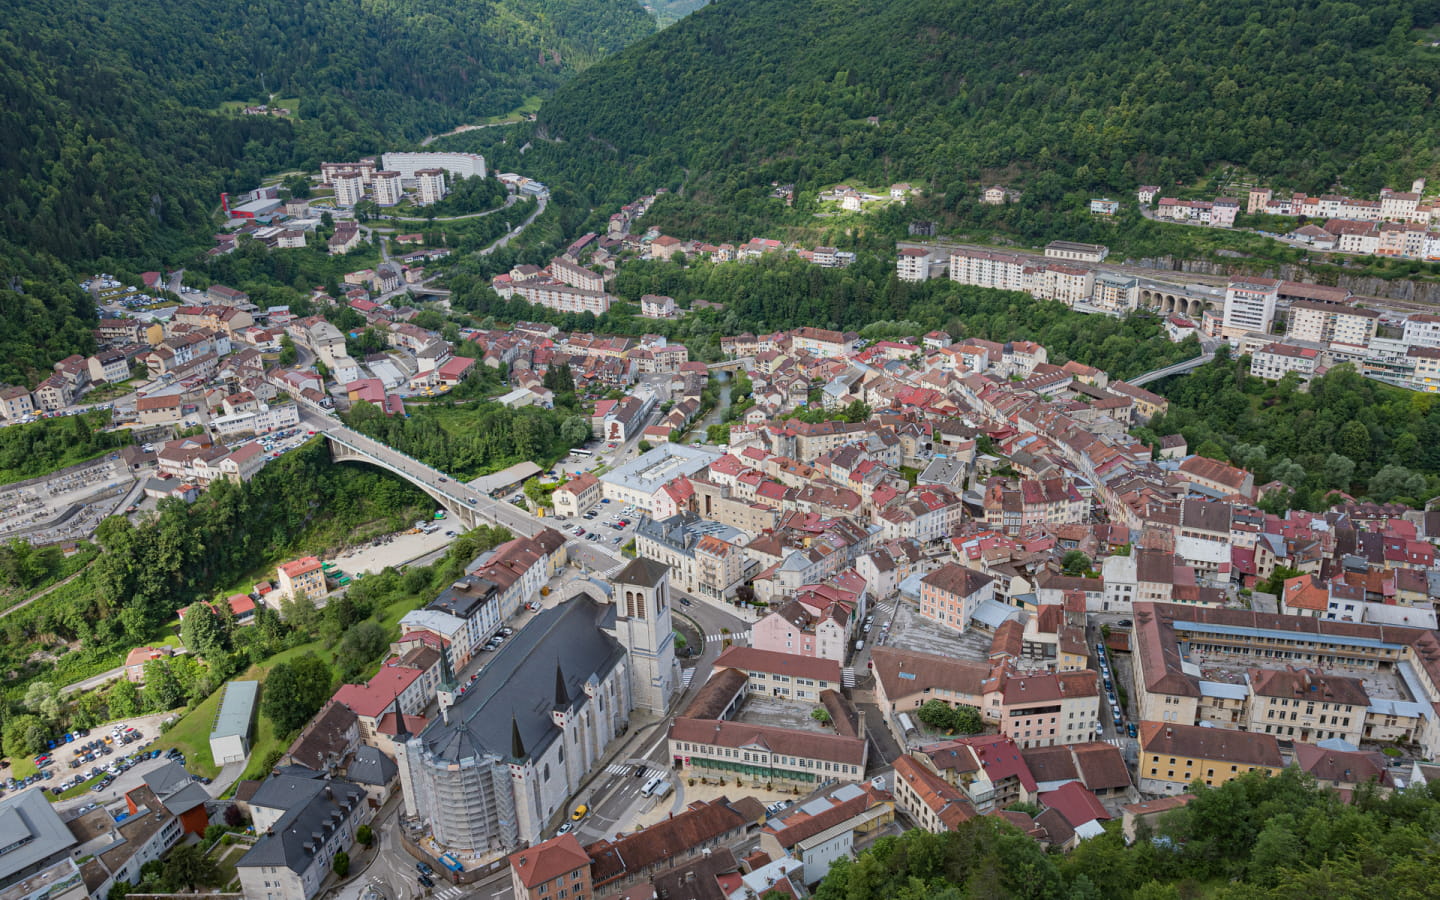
[558, 498, 642, 549]
[4, 720, 175, 813]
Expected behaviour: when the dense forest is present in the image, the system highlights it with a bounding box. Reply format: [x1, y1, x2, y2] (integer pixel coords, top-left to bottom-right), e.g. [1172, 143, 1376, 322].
[1145, 353, 1440, 509]
[815, 769, 1440, 899]
[0, 0, 654, 372]
[0, 440, 428, 695]
[450, 255, 1200, 380]
[524, 0, 1440, 234]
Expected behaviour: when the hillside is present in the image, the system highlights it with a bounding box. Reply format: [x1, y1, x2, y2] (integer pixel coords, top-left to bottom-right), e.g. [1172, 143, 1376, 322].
[534, 0, 1440, 228]
[0, 0, 652, 264]
[0, 0, 652, 385]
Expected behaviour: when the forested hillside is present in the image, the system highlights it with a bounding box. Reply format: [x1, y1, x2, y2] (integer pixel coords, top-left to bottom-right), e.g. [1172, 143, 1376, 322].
[0, 0, 652, 264]
[534, 0, 1440, 219]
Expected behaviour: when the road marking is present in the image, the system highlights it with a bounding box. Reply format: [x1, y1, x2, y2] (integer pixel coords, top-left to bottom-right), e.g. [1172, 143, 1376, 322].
[605, 763, 632, 776]
[704, 630, 749, 643]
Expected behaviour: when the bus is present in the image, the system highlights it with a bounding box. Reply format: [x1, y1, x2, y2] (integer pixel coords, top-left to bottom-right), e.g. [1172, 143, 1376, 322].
[571, 447, 594, 458]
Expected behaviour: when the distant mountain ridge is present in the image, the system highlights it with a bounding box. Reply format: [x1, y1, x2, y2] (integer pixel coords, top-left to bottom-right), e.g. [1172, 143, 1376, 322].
[536, 0, 1440, 209]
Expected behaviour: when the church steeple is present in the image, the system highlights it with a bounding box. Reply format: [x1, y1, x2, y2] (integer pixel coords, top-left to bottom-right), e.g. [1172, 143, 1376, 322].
[554, 661, 570, 709]
[390, 693, 410, 743]
[510, 715, 527, 760]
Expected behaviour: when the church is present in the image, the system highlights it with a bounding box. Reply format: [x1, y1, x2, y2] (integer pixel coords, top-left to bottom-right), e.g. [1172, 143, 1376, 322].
[396, 558, 679, 857]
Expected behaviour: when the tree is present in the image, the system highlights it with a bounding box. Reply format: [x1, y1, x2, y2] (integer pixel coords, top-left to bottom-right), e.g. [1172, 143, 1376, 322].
[332, 851, 350, 877]
[914, 700, 956, 731]
[2, 714, 48, 759]
[160, 843, 220, 892]
[280, 590, 321, 634]
[356, 824, 374, 847]
[23, 681, 63, 723]
[224, 804, 246, 828]
[142, 660, 183, 711]
[1323, 452, 1355, 489]
[182, 604, 231, 661]
[336, 621, 389, 682]
[262, 654, 333, 735]
[278, 333, 298, 366]
[1061, 550, 1091, 576]
[282, 174, 311, 200]
[811, 707, 832, 725]
[108, 679, 140, 718]
[707, 423, 732, 444]
[1368, 465, 1426, 504]
[638, 440, 653, 453]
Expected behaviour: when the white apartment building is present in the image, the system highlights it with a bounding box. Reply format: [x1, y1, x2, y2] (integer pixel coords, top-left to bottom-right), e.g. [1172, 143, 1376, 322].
[415, 168, 448, 205]
[1403, 314, 1440, 349]
[1221, 278, 1281, 341]
[897, 247, 932, 282]
[949, 249, 1027, 292]
[372, 171, 404, 206]
[380, 151, 486, 180]
[1043, 241, 1108, 263]
[1285, 301, 1378, 351]
[503, 282, 613, 315]
[1032, 264, 1095, 306]
[333, 172, 365, 208]
[1250, 343, 1320, 381]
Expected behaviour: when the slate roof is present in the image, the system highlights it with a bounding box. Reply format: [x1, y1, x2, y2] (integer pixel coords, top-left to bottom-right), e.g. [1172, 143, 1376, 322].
[411, 595, 626, 764]
[238, 775, 366, 873]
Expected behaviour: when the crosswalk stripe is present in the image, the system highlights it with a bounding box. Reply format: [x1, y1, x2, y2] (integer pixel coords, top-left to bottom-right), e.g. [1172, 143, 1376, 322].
[704, 630, 750, 642]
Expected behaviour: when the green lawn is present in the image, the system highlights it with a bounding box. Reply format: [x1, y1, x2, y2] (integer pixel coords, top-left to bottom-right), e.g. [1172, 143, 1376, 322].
[209, 841, 247, 890]
[157, 586, 431, 783]
[154, 689, 224, 778]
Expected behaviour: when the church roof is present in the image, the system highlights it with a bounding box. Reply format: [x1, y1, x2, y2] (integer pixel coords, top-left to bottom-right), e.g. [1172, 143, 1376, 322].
[411, 595, 626, 765]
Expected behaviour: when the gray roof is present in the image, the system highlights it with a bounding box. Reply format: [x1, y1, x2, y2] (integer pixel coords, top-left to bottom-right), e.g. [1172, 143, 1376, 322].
[238, 775, 366, 874]
[613, 557, 668, 589]
[411, 595, 626, 765]
[0, 789, 77, 883]
[346, 746, 397, 786]
[142, 761, 211, 815]
[211, 680, 259, 741]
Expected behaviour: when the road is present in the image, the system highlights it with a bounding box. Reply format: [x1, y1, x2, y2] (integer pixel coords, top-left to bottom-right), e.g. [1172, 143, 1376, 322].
[566, 595, 748, 846]
[373, 193, 519, 223]
[297, 408, 548, 540]
[1127, 349, 1217, 386]
[479, 192, 547, 256]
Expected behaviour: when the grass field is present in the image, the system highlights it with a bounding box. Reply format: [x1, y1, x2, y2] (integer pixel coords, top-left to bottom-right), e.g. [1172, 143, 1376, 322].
[156, 586, 430, 783]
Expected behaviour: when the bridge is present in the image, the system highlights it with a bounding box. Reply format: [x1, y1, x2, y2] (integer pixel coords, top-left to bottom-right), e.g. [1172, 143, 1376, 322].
[1137, 285, 1220, 318]
[1127, 350, 1215, 387]
[321, 423, 544, 536]
[707, 357, 753, 373]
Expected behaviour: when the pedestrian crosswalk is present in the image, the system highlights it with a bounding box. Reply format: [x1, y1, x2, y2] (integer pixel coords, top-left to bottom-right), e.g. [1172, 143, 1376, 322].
[604, 762, 633, 776]
[681, 667, 696, 688]
[841, 667, 856, 688]
[704, 630, 750, 643]
[433, 887, 464, 900]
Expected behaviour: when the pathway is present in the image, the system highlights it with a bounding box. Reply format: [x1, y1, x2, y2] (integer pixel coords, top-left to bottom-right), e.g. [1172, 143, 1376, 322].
[2, 565, 88, 622]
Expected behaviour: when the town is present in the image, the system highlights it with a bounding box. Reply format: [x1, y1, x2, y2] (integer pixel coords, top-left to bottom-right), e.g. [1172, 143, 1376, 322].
[4, 161, 1440, 900]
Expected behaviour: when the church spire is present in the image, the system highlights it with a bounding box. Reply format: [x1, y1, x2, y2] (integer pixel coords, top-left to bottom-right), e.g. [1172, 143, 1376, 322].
[554, 661, 570, 709]
[510, 715, 527, 760]
[390, 693, 410, 742]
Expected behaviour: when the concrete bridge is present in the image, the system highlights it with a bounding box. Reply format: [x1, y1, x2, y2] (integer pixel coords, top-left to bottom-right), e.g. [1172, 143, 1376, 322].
[707, 357, 753, 373]
[1138, 286, 1216, 319]
[322, 423, 544, 537]
[1127, 350, 1216, 387]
